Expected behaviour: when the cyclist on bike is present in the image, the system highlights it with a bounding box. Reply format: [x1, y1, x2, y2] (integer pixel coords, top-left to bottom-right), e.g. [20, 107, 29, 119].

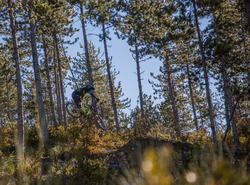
[71, 84, 98, 110]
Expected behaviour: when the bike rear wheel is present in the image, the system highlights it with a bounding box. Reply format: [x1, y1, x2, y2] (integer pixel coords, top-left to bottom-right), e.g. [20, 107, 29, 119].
[66, 102, 83, 118]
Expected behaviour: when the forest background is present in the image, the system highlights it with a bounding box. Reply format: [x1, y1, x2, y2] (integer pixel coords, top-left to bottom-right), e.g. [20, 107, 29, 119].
[0, 0, 250, 184]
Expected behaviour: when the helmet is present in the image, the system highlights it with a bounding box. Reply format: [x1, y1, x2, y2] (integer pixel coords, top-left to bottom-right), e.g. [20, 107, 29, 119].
[85, 84, 95, 92]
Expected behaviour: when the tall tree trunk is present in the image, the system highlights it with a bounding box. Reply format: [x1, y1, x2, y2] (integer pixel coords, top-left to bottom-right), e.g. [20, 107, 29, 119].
[53, 36, 62, 126]
[29, 20, 48, 147]
[221, 61, 241, 154]
[186, 62, 198, 131]
[246, 0, 250, 33]
[223, 69, 231, 133]
[42, 37, 57, 126]
[165, 58, 181, 137]
[80, 4, 93, 85]
[245, 0, 250, 83]
[54, 31, 67, 127]
[102, 22, 119, 130]
[240, 5, 250, 83]
[134, 36, 145, 124]
[5, 76, 11, 120]
[192, 0, 218, 146]
[8, 0, 24, 159]
[211, 11, 241, 155]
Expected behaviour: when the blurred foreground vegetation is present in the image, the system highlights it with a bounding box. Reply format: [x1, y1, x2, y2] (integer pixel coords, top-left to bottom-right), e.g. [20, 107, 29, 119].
[1, 121, 250, 185]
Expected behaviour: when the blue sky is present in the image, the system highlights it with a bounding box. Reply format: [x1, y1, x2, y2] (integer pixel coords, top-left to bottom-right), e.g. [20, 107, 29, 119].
[0, 18, 162, 112]
[66, 22, 162, 111]
[65, 17, 210, 113]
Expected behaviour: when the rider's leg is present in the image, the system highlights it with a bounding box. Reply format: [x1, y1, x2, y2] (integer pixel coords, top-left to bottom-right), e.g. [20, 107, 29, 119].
[72, 92, 81, 108]
[81, 94, 92, 115]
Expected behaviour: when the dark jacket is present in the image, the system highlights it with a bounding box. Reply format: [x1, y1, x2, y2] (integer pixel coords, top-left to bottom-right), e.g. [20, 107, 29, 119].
[73, 88, 86, 98]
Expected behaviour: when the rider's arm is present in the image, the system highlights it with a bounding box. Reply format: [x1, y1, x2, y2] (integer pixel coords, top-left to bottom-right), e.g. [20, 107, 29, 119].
[90, 93, 99, 102]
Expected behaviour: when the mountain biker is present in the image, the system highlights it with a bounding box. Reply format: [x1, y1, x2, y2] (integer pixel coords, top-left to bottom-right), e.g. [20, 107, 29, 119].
[71, 84, 98, 109]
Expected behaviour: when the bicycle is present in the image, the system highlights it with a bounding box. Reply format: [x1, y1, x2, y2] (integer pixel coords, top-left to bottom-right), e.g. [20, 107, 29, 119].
[66, 93, 109, 130]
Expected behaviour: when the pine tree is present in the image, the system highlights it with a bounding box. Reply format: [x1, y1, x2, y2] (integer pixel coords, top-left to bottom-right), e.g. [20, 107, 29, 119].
[35, 0, 76, 127]
[80, 1, 94, 85]
[241, 0, 250, 33]
[88, 0, 120, 130]
[207, 0, 247, 155]
[0, 52, 15, 121]
[26, 0, 49, 147]
[42, 37, 57, 126]
[115, 0, 153, 126]
[68, 41, 130, 127]
[136, 1, 182, 136]
[192, 0, 218, 146]
[3, 0, 25, 159]
[0, 0, 24, 159]
[145, 0, 209, 136]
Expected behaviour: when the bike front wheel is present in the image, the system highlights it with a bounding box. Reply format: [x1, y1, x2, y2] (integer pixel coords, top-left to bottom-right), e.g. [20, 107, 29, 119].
[93, 105, 109, 130]
[66, 102, 83, 118]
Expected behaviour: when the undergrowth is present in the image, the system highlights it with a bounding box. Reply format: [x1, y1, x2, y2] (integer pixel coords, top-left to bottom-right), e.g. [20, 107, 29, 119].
[0, 122, 250, 185]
